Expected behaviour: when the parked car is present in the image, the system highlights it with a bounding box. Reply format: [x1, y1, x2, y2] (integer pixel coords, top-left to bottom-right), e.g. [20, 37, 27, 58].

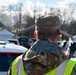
[57, 40, 67, 49]
[31, 38, 36, 43]
[57, 41, 61, 46]
[0, 41, 28, 75]
[63, 40, 73, 56]
[28, 38, 36, 46]
[18, 38, 31, 49]
[7, 39, 20, 45]
[68, 41, 76, 57]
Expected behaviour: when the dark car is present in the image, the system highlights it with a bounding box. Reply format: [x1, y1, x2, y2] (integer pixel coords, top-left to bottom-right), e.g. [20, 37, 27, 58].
[28, 38, 36, 46]
[18, 38, 30, 49]
[31, 38, 36, 43]
[69, 41, 76, 57]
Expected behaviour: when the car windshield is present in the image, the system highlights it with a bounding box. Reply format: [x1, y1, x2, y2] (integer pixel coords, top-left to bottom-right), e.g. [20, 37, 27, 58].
[18, 38, 29, 43]
[8, 40, 18, 44]
[0, 53, 22, 71]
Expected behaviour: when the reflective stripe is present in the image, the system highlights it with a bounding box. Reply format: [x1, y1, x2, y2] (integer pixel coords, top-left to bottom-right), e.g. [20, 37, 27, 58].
[22, 67, 27, 75]
[12, 55, 23, 75]
[17, 55, 23, 75]
[64, 58, 76, 75]
[17, 55, 26, 75]
[12, 55, 22, 75]
[70, 58, 76, 61]
[46, 58, 76, 75]
[45, 68, 57, 75]
[56, 60, 68, 75]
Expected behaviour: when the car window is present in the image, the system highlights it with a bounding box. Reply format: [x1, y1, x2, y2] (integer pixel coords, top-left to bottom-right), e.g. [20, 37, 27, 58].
[70, 42, 76, 55]
[18, 38, 30, 48]
[8, 40, 18, 44]
[0, 53, 22, 71]
[31, 38, 36, 43]
[18, 38, 29, 43]
[62, 42, 67, 48]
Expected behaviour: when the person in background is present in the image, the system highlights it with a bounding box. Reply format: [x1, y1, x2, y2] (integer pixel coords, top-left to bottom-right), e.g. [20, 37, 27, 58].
[7, 15, 67, 75]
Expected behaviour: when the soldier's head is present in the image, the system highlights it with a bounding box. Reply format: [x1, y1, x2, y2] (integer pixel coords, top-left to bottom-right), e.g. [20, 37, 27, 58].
[34, 15, 61, 43]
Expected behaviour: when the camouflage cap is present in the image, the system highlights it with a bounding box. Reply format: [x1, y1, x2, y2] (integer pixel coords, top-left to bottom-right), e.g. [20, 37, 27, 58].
[35, 15, 61, 33]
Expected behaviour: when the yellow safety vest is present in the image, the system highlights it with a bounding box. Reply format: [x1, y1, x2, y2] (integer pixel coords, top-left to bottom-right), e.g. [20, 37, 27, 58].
[12, 55, 76, 75]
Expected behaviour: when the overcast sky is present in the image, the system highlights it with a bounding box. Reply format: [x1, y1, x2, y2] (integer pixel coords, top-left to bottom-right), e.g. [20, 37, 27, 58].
[0, 0, 76, 7]
[0, 0, 76, 26]
[0, 0, 76, 13]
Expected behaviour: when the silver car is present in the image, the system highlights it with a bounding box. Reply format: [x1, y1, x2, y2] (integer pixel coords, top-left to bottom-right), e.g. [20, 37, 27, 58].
[0, 41, 28, 75]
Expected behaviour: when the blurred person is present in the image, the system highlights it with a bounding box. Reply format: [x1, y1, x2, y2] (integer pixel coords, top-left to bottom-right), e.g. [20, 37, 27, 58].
[7, 15, 67, 75]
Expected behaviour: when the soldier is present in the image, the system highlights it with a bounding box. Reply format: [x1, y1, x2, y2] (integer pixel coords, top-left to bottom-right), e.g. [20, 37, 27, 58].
[7, 15, 66, 75]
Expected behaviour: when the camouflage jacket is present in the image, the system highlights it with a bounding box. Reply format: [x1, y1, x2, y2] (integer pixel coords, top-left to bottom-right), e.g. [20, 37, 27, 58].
[7, 41, 76, 75]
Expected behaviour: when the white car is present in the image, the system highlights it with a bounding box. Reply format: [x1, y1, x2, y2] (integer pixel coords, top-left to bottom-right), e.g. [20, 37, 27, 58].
[0, 41, 28, 75]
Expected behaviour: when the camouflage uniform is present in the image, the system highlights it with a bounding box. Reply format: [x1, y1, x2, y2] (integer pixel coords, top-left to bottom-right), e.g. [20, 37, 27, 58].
[22, 40, 65, 75]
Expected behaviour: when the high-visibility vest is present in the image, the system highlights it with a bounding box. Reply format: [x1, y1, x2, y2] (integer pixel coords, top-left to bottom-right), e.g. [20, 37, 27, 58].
[12, 55, 76, 75]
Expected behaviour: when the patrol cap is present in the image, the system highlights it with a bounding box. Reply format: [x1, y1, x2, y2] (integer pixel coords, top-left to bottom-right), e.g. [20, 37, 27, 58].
[35, 15, 61, 34]
[35, 15, 72, 37]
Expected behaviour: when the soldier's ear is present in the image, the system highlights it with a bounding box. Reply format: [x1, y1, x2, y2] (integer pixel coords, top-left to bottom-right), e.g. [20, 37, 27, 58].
[56, 32, 61, 39]
[34, 31, 38, 40]
[34, 31, 36, 38]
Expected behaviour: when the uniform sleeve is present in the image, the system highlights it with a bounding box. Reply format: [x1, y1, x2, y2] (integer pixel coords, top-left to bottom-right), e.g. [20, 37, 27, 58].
[71, 64, 76, 75]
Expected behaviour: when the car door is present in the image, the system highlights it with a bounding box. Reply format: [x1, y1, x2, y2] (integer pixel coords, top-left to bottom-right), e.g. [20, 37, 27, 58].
[0, 52, 22, 75]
